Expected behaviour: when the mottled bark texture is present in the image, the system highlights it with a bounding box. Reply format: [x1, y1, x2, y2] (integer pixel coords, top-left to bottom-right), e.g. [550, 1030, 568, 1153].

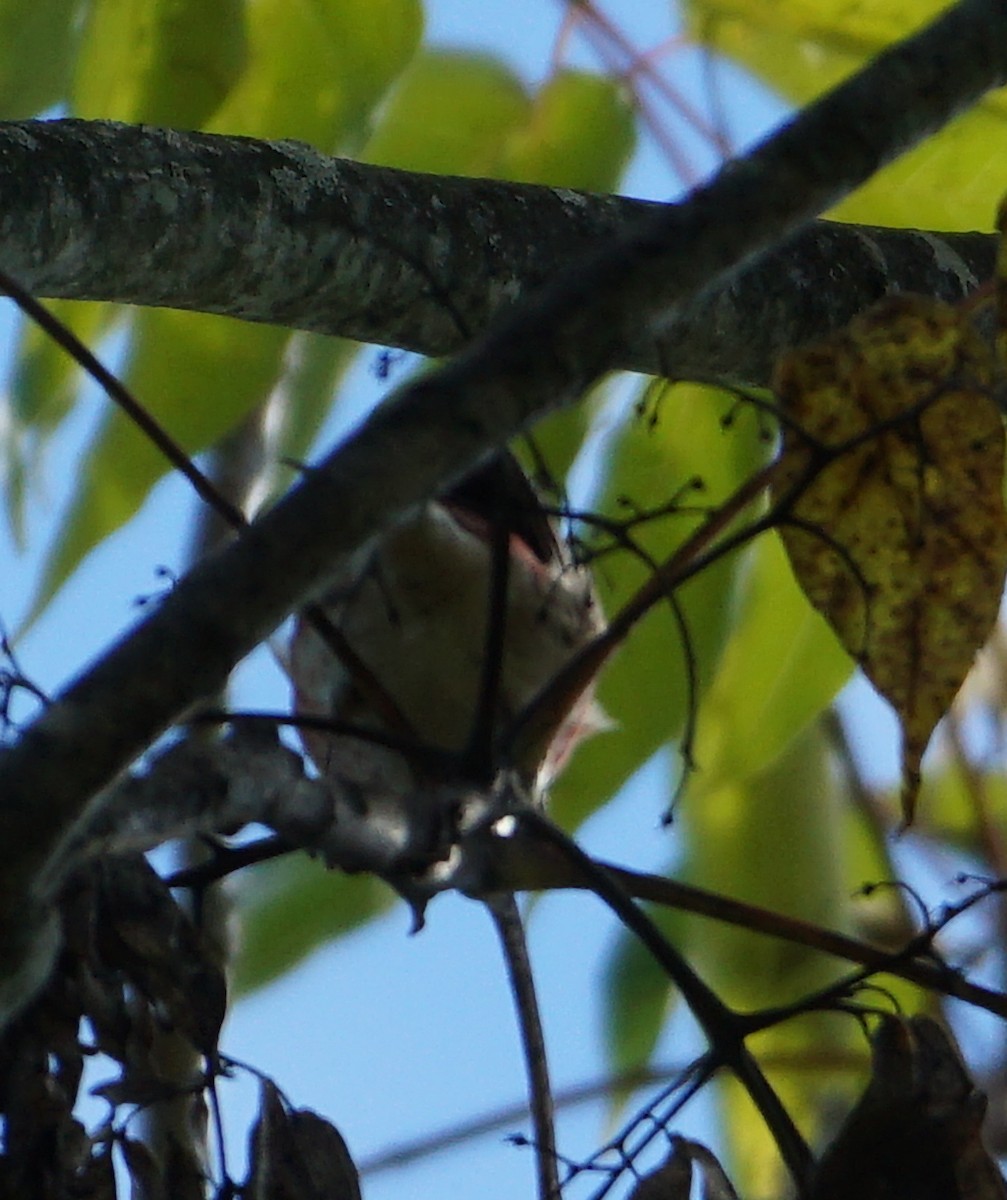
[1, 0, 1006, 1025]
[0, 118, 994, 388]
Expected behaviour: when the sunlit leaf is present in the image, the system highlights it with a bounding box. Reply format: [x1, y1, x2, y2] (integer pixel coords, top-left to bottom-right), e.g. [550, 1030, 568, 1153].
[685, 532, 852, 801]
[685, 0, 1007, 231]
[842, 795, 916, 961]
[684, 0, 947, 75]
[684, 725, 851, 1006]
[23, 312, 289, 627]
[9, 302, 116, 433]
[771, 294, 1007, 821]
[501, 69, 636, 192]
[913, 765, 1007, 853]
[23, 0, 423, 622]
[0, 0, 254, 539]
[522, 404, 593, 493]
[550, 381, 771, 828]
[362, 49, 530, 175]
[209, 0, 421, 149]
[264, 333, 360, 471]
[74, 0, 247, 128]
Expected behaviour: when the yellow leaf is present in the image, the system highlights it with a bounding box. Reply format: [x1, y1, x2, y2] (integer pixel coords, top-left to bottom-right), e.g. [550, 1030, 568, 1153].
[770, 294, 1007, 823]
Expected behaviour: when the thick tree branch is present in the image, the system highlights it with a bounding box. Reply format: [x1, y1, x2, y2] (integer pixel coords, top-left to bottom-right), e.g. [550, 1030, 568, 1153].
[0, 0, 1006, 1024]
[0, 118, 993, 388]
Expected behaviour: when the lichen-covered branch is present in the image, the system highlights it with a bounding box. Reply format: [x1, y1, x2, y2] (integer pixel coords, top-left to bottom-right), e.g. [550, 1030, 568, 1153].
[0, 119, 993, 388]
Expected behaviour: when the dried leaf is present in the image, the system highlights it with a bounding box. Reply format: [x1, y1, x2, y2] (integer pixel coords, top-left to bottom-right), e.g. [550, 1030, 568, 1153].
[246, 1080, 362, 1200]
[811, 1014, 1007, 1200]
[287, 1110, 363, 1200]
[771, 294, 1007, 822]
[629, 1137, 739, 1200]
[627, 1148, 692, 1200]
[95, 855, 227, 1054]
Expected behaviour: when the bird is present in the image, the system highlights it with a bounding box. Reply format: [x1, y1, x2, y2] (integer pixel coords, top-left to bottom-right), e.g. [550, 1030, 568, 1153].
[288, 450, 606, 1194]
[288, 450, 606, 817]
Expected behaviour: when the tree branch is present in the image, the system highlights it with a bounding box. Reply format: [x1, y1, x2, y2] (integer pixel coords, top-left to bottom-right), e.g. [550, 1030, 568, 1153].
[0, 118, 993, 389]
[0, 0, 1006, 1025]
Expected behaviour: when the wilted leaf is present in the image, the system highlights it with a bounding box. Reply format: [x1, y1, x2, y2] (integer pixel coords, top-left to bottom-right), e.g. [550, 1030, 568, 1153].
[92, 1073, 187, 1107]
[771, 294, 1007, 823]
[811, 1014, 1007, 1200]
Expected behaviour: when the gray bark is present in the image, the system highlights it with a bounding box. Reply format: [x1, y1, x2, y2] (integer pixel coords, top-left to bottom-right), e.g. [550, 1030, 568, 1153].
[0, 118, 992, 388]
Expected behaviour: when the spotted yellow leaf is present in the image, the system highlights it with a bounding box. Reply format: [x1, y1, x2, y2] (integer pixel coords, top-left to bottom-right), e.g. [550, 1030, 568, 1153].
[770, 294, 1007, 824]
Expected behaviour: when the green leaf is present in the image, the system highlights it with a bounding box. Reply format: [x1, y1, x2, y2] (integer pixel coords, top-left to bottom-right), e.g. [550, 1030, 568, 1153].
[521, 405, 592, 489]
[842, 793, 923, 1013]
[685, 0, 1007, 232]
[603, 907, 684, 1082]
[686, 531, 854, 801]
[22, 0, 422, 620]
[267, 333, 361, 470]
[4, 300, 116, 545]
[364, 57, 636, 190]
[910, 764, 1007, 854]
[362, 49, 530, 174]
[684, 725, 852, 998]
[514, 378, 614, 511]
[604, 727, 868, 1173]
[234, 854, 392, 994]
[550, 381, 770, 828]
[718, 1011, 864, 1198]
[680, 724, 863, 1194]
[74, 0, 247, 128]
[9, 302, 116, 432]
[0, 0, 81, 118]
[23, 312, 290, 628]
[500, 69, 636, 193]
[683, 0, 946, 86]
[210, 0, 422, 148]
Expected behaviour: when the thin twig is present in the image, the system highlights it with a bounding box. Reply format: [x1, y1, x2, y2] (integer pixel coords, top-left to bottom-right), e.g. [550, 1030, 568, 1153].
[489, 896, 559, 1200]
[516, 809, 814, 1195]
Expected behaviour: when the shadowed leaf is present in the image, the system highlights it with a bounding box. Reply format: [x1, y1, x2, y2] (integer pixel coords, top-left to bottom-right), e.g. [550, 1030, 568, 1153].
[811, 1015, 1007, 1200]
